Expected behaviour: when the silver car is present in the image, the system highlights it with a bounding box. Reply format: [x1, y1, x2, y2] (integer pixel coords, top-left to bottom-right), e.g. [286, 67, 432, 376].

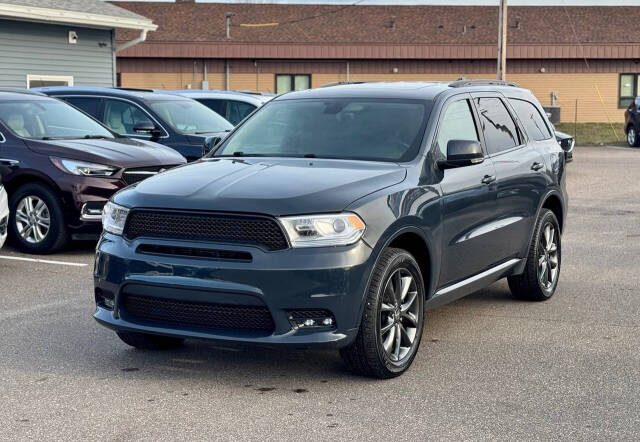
[0, 179, 8, 250]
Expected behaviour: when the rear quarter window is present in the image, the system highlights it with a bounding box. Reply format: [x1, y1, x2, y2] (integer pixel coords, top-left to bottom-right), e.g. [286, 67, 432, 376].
[509, 98, 552, 141]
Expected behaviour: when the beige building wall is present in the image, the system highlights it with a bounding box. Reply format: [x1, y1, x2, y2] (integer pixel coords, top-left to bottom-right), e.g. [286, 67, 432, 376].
[121, 71, 624, 123]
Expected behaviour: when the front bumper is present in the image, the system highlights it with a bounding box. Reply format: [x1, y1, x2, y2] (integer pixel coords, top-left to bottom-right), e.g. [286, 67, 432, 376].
[0, 187, 8, 250]
[94, 233, 375, 348]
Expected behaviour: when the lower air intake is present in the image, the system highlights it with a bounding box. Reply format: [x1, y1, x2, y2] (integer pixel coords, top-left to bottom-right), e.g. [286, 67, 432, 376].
[121, 295, 275, 333]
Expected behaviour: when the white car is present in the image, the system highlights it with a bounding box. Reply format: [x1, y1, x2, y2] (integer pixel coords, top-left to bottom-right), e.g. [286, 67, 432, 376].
[0, 181, 8, 250]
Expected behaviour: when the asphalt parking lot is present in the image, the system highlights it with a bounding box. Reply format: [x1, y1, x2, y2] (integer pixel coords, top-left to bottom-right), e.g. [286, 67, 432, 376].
[1, 145, 639, 441]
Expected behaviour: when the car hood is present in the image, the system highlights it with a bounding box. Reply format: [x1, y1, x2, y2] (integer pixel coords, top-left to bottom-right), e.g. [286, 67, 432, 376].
[114, 157, 407, 215]
[26, 138, 186, 168]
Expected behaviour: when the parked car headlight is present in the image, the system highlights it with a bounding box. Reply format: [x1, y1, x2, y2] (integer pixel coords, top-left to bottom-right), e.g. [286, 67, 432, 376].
[51, 157, 117, 177]
[279, 213, 365, 247]
[102, 202, 130, 235]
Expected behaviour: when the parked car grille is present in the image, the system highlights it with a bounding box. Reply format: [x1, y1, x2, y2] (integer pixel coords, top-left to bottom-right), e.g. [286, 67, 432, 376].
[121, 295, 275, 333]
[124, 210, 289, 250]
[122, 165, 178, 186]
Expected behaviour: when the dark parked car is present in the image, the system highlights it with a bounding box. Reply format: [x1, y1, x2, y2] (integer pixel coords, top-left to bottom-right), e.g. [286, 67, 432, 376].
[624, 97, 640, 147]
[0, 175, 7, 251]
[0, 90, 186, 254]
[165, 90, 273, 125]
[35, 87, 234, 161]
[95, 80, 570, 378]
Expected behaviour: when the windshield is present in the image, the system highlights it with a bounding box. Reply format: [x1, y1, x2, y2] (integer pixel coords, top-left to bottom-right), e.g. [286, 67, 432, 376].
[148, 99, 233, 134]
[215, 99, 431, 162]
[0, 100, 113, 140]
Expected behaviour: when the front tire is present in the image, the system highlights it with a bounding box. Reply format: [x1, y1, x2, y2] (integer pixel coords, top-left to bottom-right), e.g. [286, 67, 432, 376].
[627, 125, 640, 147]
[508, 209, 561, 301]
[9, 183, 68, 254]
[117, 331, 184, 350]
[340, 248, 425, 379]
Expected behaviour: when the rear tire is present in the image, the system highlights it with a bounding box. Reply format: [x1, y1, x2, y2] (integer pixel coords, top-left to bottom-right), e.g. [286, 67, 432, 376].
[8, 183, 68, 254]
[627, 125, 640, 147]
[340, 247, 425, 379]
[508, 209, 561, 302]
[116, 331, 184, 350]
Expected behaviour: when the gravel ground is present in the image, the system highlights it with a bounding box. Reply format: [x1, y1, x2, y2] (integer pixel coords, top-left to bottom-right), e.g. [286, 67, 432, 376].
[0, 145, 638, 441]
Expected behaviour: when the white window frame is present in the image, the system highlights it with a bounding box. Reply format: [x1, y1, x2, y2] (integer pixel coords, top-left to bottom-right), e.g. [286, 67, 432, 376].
[26, 75, 74, 88]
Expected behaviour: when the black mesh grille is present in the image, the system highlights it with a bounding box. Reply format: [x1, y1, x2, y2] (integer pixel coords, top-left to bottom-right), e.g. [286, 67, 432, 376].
[122, 295, 275, 333]
[124, 211, 288, 250]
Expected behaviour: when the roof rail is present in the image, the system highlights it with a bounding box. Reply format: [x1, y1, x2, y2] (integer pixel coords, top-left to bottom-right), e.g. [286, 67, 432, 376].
[449, 79, 519, 88]
[321, 81, 370, 88]
[114, 87, 155, 93]
[0, 87, 46, 96]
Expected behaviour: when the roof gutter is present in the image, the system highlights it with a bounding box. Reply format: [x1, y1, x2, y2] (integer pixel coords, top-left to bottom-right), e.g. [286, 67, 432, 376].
[116, 29, 148, 53]
[0, 3, 157, 32]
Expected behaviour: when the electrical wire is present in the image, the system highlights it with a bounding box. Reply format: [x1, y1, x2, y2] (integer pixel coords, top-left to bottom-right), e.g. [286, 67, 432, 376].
[236, 0, 365, 28]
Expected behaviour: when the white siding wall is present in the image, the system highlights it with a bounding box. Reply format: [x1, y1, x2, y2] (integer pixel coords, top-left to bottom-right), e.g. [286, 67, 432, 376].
[0, 19, 115, 88]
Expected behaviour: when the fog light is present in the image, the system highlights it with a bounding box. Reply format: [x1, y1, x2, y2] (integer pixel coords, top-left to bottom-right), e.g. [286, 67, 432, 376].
[288, 310, 336, 330]
[95, 288, 115, 310]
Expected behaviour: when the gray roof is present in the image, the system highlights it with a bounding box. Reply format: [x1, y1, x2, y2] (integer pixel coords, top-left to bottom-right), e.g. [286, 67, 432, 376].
[0, 0, 147, 20]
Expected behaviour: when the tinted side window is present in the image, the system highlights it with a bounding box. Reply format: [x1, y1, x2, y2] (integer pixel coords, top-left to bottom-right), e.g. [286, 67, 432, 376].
[475, 97, 520, 155]
[198, 99, 227, 117]
[436, 99, 479, 157]
[226, 101, 255, 125]
[509, 98, 551, 141]
[63, 97, 101, 119]
[103, 99, 153, 136]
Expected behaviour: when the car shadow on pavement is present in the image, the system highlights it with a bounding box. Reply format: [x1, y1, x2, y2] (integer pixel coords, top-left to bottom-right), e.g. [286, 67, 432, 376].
[0, 281, 526, 387]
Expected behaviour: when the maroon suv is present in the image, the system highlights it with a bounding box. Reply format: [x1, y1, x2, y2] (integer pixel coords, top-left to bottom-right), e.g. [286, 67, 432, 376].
[0, 89, 186, 254]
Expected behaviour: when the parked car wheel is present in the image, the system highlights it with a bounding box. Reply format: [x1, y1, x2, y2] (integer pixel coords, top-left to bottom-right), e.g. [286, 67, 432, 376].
[116, 331, 184, 350]
[9, 183, 68, 254]
[627, 126, 640, 147]
[340, 248, 425, 379]
[508, 209, 561, 301]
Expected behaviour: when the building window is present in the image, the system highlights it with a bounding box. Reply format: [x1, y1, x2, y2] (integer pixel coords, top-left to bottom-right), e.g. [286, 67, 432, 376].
[26, 75, 74, 88]
[275, 74, 311, 94]
[619, 74, 640, 108]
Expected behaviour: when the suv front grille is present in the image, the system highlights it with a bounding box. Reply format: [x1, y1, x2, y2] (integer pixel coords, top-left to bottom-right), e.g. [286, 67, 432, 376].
[124, 210, 289, 250]
[122, 165, 178, 186]
[121, 295, 275, 333]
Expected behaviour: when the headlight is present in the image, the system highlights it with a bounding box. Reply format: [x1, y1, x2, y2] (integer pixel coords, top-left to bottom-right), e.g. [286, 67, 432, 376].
[279, 213, 365, 248]
[51, 157, 117, 177]
[102, 202, 129, 235]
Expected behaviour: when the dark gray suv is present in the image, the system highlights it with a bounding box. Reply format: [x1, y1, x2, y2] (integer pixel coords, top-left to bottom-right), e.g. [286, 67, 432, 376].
[94, 80, 571, 378]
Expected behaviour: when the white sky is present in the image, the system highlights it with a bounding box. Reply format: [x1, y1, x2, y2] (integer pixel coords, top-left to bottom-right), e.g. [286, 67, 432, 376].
[111, 1, 640, 5]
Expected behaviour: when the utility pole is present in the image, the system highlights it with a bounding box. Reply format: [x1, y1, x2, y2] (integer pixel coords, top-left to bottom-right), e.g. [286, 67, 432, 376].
[497, 0, 507, 80]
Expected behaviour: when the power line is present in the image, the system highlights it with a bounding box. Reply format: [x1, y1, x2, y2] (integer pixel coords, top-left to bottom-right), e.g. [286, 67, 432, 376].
[234, 0, 365, 28]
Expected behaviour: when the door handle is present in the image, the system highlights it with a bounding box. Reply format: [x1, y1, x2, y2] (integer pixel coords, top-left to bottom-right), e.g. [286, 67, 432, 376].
[531, 162, 544, 171]
[481, 174, 496, 185]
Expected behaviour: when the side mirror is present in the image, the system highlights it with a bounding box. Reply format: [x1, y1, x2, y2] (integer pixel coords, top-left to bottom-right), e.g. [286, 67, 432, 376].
[202, 136, 222, 157]
[555, 130, 574, 163]
[437, 140, 484, 169]
[133, 121, 162, 138]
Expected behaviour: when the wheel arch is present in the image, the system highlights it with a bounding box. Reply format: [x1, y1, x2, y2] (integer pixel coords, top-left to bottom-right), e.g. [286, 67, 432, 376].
[540, 192, 564, 233]
[4, 170, 62, 197]
[373, 226, 438, 299]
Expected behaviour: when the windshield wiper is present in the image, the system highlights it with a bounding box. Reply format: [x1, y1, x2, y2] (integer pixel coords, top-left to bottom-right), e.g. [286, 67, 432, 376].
[40, 136, 69, 140]
[193, 130, 230, 134]
[83, 134, 109, 139]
